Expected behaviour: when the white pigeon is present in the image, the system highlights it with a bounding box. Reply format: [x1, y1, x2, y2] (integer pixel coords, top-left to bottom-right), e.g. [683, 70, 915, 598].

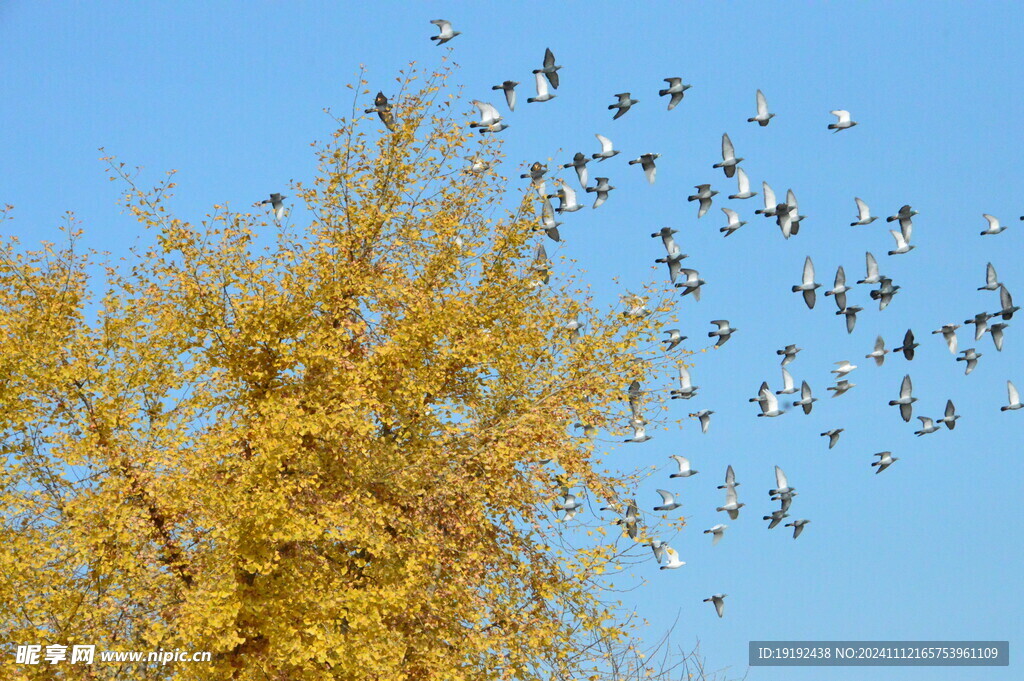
[866, 335, 889, 366]
[956, 348, 982, 375]
[728, 168, 758, 200]
[770, 466, 794, 497]
[832, 360, 857, 377]
[793, 380, 818, 414]
[659, 77, 692, 110]
[527, 72, 556, 104]
[660, 546, 686, 570]
[1002, 380, 1023, 411]
[669, 455, 699, 478]
[429, 19, 460, 45]
[825, 266, 851, 312]
[914, 416, 940, 436]
[549, 181, 582, 213]
[720, 208, 747, 236]
[978, 262, 1001, 291]
[980, 214, 1006, 236]
[871, 451, 898, 474]
[260, 193, 287, 221]
[675, 269, 705, 300]
[653, 489, 681, 512]
[857, 251, 883, 285]
[776, 367, 798, 395]
[670, 364, 699, 399]
[592, 134, 620, 161]
[747, 89, 774, 126]
[704, 594, 727, 618]
[851, 197, 877, 226]
[713, 133, 743, 178]
[716, 486, 744, 519]
[888, 374, 917, 422]
[757, 386, 785, 417]
[703, 524, 728, 546]
[624, 422, 652, 443]
[888, 229, 914, 255]
[629, 153, 660, 184]
[932, 324, 960, 354]
[692, 409, 714, 433]
[755, 182, 778, 217]
[827, 379, 855, 397]
[785, 519, 810, 539]
[821, 428, 843, 449]
[792, 256, 820, 309]
[687, 184, 718, 218]
[470, 100, 503, 129]
[828, 109, 857, 131]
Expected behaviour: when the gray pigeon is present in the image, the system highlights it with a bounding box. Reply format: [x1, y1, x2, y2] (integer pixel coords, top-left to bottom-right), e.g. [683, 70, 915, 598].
[708, 320, 736, 347]
[715, 486, 743, 519]
[785, 519, 810, 539]
[747, 89, 774, 126]
[956, 348, 982, 375]
[933, 324, 960, 354]
[720, 208, 746, 236]
[792, 256, 820, 309]
[491, 81, 519, 111]
[763, 509, 790, 529]
[866, 335, 889, 366]
[527, 72, 556, 104]
[995, 285, 1020, 319]
[659, 77, 692, 110]
[755, 182, 778, 217]
[653, 489, 682, 512]
[717, 465, 739, 490]
[870, 277, 900, 310]
[857, 252, 883, 285]
[886, 205, 918, 242]
[364, 91, 398, 131]
[592, 134, 620, 161]
[533, 48, 561, 89]
[988, 322, 1008, 351]
[888, 374, 917, 421]
[713, 133, 743, 178]
[827, 379, 855, 397]
[662, 328, 687, 351]
[777, 344, 802, 366]
[675, 269, 706, 301]
[260, 193, 287, 221]
[965, 312, 993, 341]
[703, 523, 727, 546]
[687, 184, 718, 218]
[894, 329, 919, 360]
[978, 263, 1001, 291]
[692, 409, 714, 434]
[871, 451, 898, 474]
[608, 92, 638, 119]
[793, 380, 818, 414]
[821, 428, 843, 449]
[938, 399, 960, 429]
[670, 364, 699, 400]
[586, 177, 615, 209]
[836, 305, 863, 334]
[704, 594, 727, 618]
[1002, 380, 1022, 411]
[429, 19, 461, 45]
[914, 416, 940, 436]
[562, 152, 590, 189]
[629, 153, 660, 184]
[825, 266, 851, 312]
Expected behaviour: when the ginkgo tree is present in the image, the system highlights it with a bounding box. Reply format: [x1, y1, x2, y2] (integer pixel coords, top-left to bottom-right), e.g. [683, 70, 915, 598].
[0, 65, 711, 681]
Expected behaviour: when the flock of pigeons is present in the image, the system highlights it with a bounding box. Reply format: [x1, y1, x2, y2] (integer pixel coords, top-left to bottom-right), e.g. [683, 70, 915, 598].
[255, 20, 1024, 621]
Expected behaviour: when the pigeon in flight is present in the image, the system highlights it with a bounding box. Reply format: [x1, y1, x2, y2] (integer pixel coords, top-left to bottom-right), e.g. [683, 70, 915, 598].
[675, 269, 706, 300]
[785, 519, 810, 539]
[658, 249, 688, 285]
[914, 416, 940, 436]
[980, 214, 1006, 236]
[629, 153, 660, 184]
[792, 256, 821, 309]
[821, 428, 843, 449]
[539, 198, 562, 242]
[564, 316, 584, 340]
[527, 72, 556, 104]
[491, 81, 519, 111]
[866, 335, 890, 366]
[548, 181, 582, 213]
[777, 344, 802, 366]
[1003, 381, 1023, 411]
[660, 546, 686, 569]
[260, 193, 287, 221]
[755, 182, 778, 217]
[708, 320, 736, 347]
[888, 229, 914, 255]
[621, 294, 650, 319]
[651, 226, 680, 254]
[932, 324, 960, 354]
[851, 197, 878, 226]
[938, 400, 960, 429]
[858, 252, 883, 285]
[471, 100, 507, 133]
[608, 93, 638, 119]
[429, 19, 461, 45]
[871, 451, 898, 474]
[763, 509, 790, 529]
[870, 277, 900, 310]
[979, 263, 1001, 291]
[793, 380, 818, 414]
[770, 466, 795, 498]
[704, 594, 727, 618]
[530, 243, 551, 285]
[776, 367, 798, 395]
[713, 133, 743, 178]
[662, 328, 687, 351]
[836, 305, 863, 334]
[670, 364, 699, 399]
[586, 177, 615, 209]
[718, 465, 740, 490]
[825, 266, 851, 312]
[995, 285, 1020, 319]
[748, 381, 770, 405]
[720, 208, 747, 237]
[894, 329, 920, 360]
[776, 190, 805, 239]
[364, 91, 398, 131]
[728, 168, 758, 200]
[533, 48, 561, 89]
[561, 152, 590, 190]
[688, 184, 718, 218]
[827, 379, 855, 397]
[757, 386, 785, 417]
[553, 492, 583, 521]
[956, 348, 982, 375]
[647, 537, 666, 562]
[653, 489, 682, 512]
[669, 455, 699, 478]
[624, 423, 652, 443]
[828, 109, 857, 131]
[988, 322, 1008, 351]
[704, 524, 728, 546]
[831, 360, 857, 377]
[748, 89, 775, 126]
[592, 134, 620, 161]
[520, 161, 547, 184]
[965, 312, 993, 341]
[886, 205, 918, 242]
[692, 409, 714, 433]
[716, 486, 744, 519]
[889, 374, 917, 422]
[659, 77, 692, 110]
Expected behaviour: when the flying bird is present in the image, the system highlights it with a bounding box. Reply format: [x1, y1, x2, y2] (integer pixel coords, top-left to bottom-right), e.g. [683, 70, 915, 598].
[669, 455, 699, 478]
[828, 109, 857, 131]
[793, 381, 818, 414]
[914, 416, 940, 436]
[539, 198, 562, 242]
[870, 277, 901, 310]
[720, 208, 747, 236]
[429, 19, 461, 45]
[708, 320, 736, 347]
[857, 252, 883, 285]
[704, 594, 727, 618]
[675, 269, 706, 300]
[827, 379, 855, 397]
[713, 133, 743, 178]
[728, 167, 758, 200]
[562, 152, 590, 190]
[956, 348, 982, 375]
[592, 134, 620, 161]
[747, 89, 774, 126]
[548, 181, 582, 213]
[471, 100, 507, 133]
[785, 519, 810, 539]
[988, 322, 1008, 351]
[755, 182, 778, 217]
[624, 423, 652, 443]
[979, 263, 1001, 291]
[527, 72, 556, 103]
[995, 285, 1020, 319]
[653, 489, 682, 512]
[821, 428, 843, 449]
[704, 524, 727, 546]
[670, 364, 699, 399]
[533, 48, 561, 89]
[687, 184, 718, 219]
[364, 91, 398, 131]
[894, 329, 920, 360]
[770, 466, 795, 498]
[888, 374, 917, 422]
[831, 360, 857, 377]
[660, 546, 687, 570]
[659, 77, 692, 110]
[836, 305, 864, 334]
[886, 205, 918, 242]
[888, 229, 915, 255]
[1002, 381, 1023, 411]
[662, 328, 687, 351]
[938, 400, 960, 429]
[629, 153, 660, 184]
[491, 81, 519, 111]
[980, 214, 1006, 236]
[932, 324, 960, 354]
[851, 197, 878, 226]
[692, 409, 714, 433]
[866, 335, 889, 366]
[260, 193, 287, 221]
[776, 367, 798, 395]
[792, 256, 821, 309]
[825, 266, 851, 312]
[718, 466, 740, 491]
[763, 509, 790, 529]
[608, 92, 638, 119]
[586, 177, 615, 209]
[777, 344, 802, 366]
[757, 386, 785, 417]
[965, 312, 993, 341]
[871, 451, 898, 474]
[716, 486, 744, 519]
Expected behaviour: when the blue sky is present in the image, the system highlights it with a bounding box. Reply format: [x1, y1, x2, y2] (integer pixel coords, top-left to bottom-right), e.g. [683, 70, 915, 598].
[2, 2, 1021, 679]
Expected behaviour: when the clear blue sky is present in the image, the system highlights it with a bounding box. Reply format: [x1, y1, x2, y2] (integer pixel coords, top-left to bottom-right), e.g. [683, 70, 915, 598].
[2, 2, 1021, 679]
